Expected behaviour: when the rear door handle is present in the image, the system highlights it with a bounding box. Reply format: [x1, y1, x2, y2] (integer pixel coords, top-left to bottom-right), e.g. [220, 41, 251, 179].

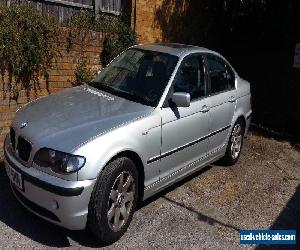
[200, 105, 210, 113]
[228, 96, 236, 103]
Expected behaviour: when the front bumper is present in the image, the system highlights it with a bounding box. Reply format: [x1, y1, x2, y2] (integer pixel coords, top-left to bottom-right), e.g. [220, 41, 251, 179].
[4, 143, 96, 230]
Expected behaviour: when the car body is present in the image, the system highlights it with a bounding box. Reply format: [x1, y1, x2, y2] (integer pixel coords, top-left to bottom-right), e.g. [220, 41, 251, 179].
[4, 43, 252, 242]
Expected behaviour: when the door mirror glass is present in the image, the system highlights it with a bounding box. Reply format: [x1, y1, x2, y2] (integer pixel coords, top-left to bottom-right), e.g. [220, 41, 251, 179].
[172, 92, 191, 107]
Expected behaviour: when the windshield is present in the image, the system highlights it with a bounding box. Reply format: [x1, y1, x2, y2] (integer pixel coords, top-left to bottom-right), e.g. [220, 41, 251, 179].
[91, 48, 179, 107]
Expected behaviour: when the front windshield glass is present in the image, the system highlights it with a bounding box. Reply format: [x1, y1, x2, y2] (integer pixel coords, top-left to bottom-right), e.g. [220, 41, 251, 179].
[91, 48, 179, 107]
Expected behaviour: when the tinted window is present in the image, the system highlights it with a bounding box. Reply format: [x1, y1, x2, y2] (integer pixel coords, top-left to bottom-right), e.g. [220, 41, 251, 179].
[173, 55, 206, 100]
[226, 65, 235, 89]
[92, 49, 179, 107]
[207, 55, 235, 94]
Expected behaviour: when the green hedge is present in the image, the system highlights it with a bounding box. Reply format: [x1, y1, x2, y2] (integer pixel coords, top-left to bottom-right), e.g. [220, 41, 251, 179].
[0, 4, 60, 100]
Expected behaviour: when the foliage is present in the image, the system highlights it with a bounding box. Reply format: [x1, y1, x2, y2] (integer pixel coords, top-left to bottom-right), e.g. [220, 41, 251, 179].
[0, 5, 135, 99]
[0, 4, 60, 100]
[99, 13, 136, 67]
[100, 16, 137, 66]
[67, 10, 137, 67]
[73, 60, 93, 86]
[67, 9, 96, 33]
[66, 10, 96, 54]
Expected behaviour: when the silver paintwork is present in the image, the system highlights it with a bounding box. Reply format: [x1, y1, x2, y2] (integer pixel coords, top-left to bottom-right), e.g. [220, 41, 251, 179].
[4, 43, 252, 230]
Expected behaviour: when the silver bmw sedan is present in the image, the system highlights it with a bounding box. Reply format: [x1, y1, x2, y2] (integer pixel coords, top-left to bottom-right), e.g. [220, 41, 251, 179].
[4, 43, 252, 243]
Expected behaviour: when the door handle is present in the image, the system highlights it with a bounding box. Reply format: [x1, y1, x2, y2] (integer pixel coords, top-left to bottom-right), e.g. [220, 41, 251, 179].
[228, 96, 236, 103]
[200, 105, 210, 113]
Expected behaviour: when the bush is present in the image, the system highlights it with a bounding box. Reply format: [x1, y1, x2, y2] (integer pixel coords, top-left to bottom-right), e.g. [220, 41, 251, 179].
[66, 10, 96, 54]
[73, 60, 93, 86]
[100, 15, 137, 66]
[0, 4, 60, 100]
[67, 11, 137, 67]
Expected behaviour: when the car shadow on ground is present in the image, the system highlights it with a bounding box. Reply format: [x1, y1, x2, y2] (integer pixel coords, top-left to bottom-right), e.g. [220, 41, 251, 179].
[137, 165, 240, 232]
[255, 184, 300, 250]
[162, 196, 240, 232]
[249, 124, 300, 152]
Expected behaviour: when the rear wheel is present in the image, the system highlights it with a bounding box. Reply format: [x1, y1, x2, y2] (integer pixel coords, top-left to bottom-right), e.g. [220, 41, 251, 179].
[88, 157, 138, 243]
[222, 119, 245, 165]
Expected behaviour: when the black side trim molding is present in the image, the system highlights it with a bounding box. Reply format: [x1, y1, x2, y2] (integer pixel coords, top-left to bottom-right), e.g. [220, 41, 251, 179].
[147, 125, 231, 164]
[4, 150, 84, 197]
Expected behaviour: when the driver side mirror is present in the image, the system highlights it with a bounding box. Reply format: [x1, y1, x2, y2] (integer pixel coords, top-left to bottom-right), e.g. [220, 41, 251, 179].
[171, 92, 190, 107]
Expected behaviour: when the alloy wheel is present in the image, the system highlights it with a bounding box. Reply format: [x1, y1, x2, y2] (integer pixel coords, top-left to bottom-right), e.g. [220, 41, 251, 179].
[107, 171, 135, 232]
[231, 123, 242, 159]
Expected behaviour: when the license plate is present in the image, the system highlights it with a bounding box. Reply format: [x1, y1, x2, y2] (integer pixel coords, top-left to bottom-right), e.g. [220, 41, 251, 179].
[6, 164, 24, 191]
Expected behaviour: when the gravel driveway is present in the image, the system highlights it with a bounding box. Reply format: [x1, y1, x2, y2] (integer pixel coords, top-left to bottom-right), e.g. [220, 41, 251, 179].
[0, 132, 299, 249]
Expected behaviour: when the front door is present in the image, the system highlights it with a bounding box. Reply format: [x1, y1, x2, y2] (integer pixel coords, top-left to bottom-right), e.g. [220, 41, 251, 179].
[159, 54, 211, 180]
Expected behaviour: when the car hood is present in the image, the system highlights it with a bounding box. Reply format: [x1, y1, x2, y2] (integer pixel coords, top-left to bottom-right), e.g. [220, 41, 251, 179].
[12, 85, 153, 152]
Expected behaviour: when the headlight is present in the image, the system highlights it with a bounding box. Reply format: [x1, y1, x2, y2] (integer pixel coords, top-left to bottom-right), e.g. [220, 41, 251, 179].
[33, 148, 86, 174]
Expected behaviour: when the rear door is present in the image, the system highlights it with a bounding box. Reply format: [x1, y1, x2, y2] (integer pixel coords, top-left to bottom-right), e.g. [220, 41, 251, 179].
[205, 54, 237, 152]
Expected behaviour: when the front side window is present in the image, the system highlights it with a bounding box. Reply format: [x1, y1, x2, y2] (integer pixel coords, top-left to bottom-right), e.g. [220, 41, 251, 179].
[173, 55, 206, 100]
[207, 55, 235, 94]
[92, 49, 179, 107]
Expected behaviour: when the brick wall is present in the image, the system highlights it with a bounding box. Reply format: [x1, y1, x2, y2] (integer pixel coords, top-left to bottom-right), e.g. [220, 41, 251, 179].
[132, 0, 163, 43]
[0, 29, 103, 157]
[132, 0, 188, 43]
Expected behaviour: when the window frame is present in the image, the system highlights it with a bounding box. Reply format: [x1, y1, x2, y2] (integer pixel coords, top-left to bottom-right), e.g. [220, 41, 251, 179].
[204, 53, 237, 97]
[171, 53, 209, 103]
[99, 0, 122, 15]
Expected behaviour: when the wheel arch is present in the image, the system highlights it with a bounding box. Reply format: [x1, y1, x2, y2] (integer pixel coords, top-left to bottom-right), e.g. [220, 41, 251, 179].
[105, 150, 145, 202]
[232, 106, 247, 131]
[236, 115, 246, 132]
[226, 114, 246, 145]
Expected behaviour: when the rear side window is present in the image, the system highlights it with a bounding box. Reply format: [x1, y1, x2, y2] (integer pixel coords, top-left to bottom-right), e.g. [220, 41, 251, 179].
[207, 55, 235, 94]
[226, 65, 235, 89]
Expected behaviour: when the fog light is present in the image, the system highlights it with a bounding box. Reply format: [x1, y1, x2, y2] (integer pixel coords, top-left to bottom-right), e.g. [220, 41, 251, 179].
[52, 200, 59, 210]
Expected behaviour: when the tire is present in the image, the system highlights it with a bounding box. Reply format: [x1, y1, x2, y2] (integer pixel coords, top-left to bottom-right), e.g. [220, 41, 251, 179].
[88, 157, 138, 244]
[222, 119, 245, 166]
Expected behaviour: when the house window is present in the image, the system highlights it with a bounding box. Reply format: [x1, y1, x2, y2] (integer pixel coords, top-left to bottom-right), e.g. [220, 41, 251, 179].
[100, 0, 122, 15]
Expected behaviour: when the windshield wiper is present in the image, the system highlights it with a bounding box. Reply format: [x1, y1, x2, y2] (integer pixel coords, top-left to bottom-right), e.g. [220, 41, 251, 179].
[89, 81, 115, 92]
[110, 87, 154, 106]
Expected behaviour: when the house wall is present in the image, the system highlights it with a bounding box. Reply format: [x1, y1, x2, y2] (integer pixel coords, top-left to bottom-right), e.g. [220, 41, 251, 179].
[0, 0, 94, 22]
[132, 0, 188, 43]
[132, 0, 165, 43]
[0, 29, 103, 158]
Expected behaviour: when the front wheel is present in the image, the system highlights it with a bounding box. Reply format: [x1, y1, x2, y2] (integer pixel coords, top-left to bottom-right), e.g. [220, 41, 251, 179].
[222, 120, 245, 165]
[88, 157, 138, 243]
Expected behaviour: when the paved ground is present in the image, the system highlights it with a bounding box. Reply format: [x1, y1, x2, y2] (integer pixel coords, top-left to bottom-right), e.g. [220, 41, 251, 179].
[0, 132, 299, 249]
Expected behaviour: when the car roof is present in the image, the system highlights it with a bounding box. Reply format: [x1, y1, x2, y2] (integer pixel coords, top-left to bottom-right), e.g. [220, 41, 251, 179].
[133, 43, 219, 57]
